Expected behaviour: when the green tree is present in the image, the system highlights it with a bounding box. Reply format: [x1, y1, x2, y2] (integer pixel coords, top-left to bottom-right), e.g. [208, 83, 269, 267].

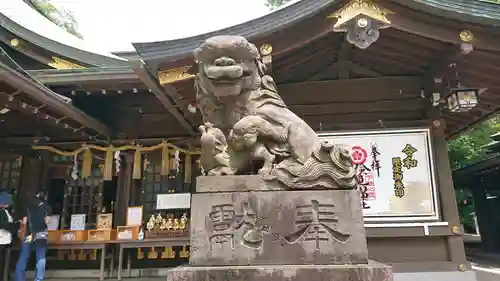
[265, 0, 293, 10]
[448, 115, 500, 231]
[28, 0, 83, 39]
[448, 115, 500, 170]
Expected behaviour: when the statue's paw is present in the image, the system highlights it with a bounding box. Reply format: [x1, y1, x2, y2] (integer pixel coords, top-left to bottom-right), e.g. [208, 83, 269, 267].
[207, 170, 220, 176]
[198, 125, 207, 135]
[258, 167, 272, 176]
[219, 167, 236, 175]
[208, 166, 236, 176]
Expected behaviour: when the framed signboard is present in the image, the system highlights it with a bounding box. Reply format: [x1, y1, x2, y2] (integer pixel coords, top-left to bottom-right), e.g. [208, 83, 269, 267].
[318, 128, 439, 221]
[126, 206, 143, 226]
[70, 214, 86, 230]
[156, 193, 191, 210]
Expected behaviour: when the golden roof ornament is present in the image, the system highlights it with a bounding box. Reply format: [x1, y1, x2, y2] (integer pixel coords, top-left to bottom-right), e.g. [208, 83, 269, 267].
[259, 43, 273, 56]
[460, 30, 474, 43]
[157, 66, 195, 85]
[459, 30, 474, 55]
[10, 38, 19, 47]
[49, 56, 86, 70]
[328, 0, 393, 49]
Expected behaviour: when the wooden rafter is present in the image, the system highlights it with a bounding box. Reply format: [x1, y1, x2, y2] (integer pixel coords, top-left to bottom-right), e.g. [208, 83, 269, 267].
[131, 60, 196, 136]
[305, 110, 425, 130]
[336, 41, 351, 79]
[0, 61, 111, 138]
[307, 60, 383, 81]
[307, 40, 382, 81]
[0, 91, 95, 139]
[426, 44, 473, 84]
[28, 68, 139, 85]
[0, 92, 74, 134]
[386, 3, 500, 52]
[289, 98, 424, 116]
[0, 139, 29, 155]
[279, 76, 424, 103]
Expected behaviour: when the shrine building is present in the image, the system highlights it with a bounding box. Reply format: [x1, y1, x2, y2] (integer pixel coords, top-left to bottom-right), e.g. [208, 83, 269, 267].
[1, 0, 500, 281]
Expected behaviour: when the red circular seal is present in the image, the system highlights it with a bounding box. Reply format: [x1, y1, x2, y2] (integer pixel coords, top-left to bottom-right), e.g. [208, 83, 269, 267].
[351, 146, 368, 165]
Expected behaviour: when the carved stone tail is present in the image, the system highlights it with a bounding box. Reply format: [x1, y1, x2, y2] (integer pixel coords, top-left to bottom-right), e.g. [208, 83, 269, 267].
[268, 142, 357, 189]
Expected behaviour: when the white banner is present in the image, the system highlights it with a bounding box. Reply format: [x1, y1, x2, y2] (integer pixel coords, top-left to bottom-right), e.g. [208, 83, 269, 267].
[318, 128, 439, 221]
[156, 193, 191, 210]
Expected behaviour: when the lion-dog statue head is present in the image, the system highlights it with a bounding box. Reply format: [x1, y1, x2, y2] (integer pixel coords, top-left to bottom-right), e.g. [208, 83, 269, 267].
[193, 36, 271, 132]
[194, 35, 264, 99]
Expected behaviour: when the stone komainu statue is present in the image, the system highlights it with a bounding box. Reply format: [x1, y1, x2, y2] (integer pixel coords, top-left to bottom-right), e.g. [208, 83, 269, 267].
[194, 35, 356, 189]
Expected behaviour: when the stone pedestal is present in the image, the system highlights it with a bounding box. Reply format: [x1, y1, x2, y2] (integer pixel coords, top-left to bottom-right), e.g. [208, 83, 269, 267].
[175, 176, 392, 281]
[167, 263, 393, 281]
[190, 188, 367, 265]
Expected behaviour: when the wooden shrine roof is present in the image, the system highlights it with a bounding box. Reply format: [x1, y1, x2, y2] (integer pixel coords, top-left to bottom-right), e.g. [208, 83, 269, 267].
[0, 47, 111, 146]
[129, 0, 500, 139]
[133, 0, 500, 68]
[0, 1, 129, 68]
[7, 0, 500, 144]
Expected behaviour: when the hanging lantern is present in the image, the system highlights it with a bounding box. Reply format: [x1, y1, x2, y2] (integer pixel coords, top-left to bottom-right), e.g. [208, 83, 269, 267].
[446, 86, 479, 113]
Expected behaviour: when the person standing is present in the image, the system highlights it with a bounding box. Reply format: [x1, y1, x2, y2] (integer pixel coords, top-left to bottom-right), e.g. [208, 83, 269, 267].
[14, 190, 52, 281]
[0, 189, 14, 247]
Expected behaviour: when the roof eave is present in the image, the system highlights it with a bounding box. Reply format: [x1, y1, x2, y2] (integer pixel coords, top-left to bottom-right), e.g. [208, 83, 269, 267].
[390, 0, 500, 27]
[26, 67, 138, 85]
[0, 13, 130, 68]
[132, 0, 341, 69]
[0, 61, 111, 137]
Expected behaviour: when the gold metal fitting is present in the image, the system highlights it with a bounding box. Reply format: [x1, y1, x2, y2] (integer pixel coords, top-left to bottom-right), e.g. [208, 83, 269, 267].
[432, 120, 441, 128]
[10, 38, 19, 47]
[460, 30, 474, 43]
[451, 225, 460, 234]
[259, 43, 273, 56]
[457, 264, 467, 272]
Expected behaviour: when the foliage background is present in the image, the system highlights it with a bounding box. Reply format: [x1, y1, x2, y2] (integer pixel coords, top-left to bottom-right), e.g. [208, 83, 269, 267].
[27, 0, 83, 39]
[449, 116, 500, 231]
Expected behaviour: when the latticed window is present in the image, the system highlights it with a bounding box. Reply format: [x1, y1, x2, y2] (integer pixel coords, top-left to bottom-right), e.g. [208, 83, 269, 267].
[0, 157, 21, 195]
[140, 155, 188, 218]
[61, 166, 104, 229]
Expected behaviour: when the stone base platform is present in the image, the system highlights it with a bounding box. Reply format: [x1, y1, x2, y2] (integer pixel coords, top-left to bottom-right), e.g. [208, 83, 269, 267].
[190, 189, 367, 266]
[166, 263, 393, 281]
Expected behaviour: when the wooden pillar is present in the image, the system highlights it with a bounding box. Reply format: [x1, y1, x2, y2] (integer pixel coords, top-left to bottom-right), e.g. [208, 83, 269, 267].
[38, 152, 52, 192]
[115, 154, 133, 227]
[430, 119, 468, 268]
[17, 154, 45, 212]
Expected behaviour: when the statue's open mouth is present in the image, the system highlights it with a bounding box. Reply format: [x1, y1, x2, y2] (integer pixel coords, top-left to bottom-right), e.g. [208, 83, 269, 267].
[204, 64, 251, 85]
[209, 77, 240, 85]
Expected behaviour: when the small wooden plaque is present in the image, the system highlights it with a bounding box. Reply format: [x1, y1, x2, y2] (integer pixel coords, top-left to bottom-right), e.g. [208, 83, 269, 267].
[59, 230, 88, 242]
[117, 225, 139, 240]
[88, 229, 115, 241]
[97, 213, 113, 230]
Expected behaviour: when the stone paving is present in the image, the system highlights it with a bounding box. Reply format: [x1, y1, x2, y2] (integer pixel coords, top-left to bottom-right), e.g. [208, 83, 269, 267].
[468, 250, 500, 281]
